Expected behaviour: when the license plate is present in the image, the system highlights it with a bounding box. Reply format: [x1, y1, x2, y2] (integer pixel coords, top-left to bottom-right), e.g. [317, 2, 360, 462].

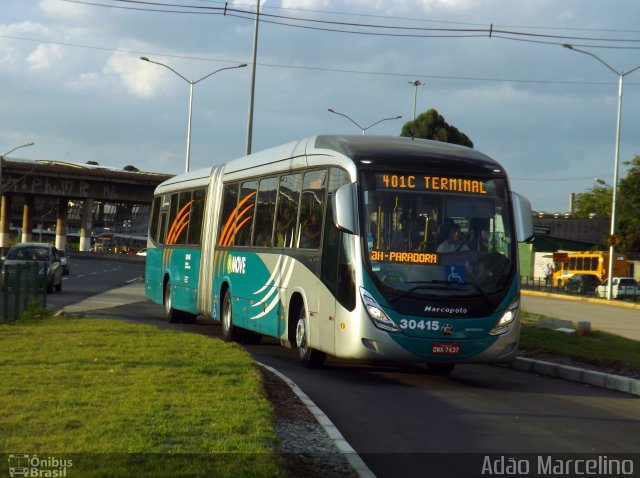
[431, 342, 461, 355]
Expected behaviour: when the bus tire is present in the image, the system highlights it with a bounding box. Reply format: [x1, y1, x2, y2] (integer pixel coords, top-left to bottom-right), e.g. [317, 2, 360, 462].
[221, 291, 238, 342]
[295, 308, 326, 368]
[427, 362, 455, 375]
[163, 280, 182, 323]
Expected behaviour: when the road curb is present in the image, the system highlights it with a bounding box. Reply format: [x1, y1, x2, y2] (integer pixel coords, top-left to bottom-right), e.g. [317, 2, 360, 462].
[507, 357, 640, 396]
[256, 362, 375, 478]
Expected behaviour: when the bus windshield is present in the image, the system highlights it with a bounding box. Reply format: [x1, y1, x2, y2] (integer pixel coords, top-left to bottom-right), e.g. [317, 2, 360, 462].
[361, 171, 515, 301]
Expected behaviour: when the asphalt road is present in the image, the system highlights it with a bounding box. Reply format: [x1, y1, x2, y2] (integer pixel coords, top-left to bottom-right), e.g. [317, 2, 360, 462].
[55, 258, 640, 478]
[45, 255, 144, 312]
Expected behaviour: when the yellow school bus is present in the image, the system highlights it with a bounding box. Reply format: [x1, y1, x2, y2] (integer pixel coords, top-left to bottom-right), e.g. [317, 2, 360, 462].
[552, 251, 628, 286]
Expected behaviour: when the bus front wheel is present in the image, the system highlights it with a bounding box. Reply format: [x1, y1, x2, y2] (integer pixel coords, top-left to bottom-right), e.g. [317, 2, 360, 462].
[295, 308, 326, 368]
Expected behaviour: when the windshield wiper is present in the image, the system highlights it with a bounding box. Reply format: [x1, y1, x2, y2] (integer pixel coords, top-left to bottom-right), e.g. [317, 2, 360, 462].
[389, 280, 494, 307]
[389, 280, 463, 302]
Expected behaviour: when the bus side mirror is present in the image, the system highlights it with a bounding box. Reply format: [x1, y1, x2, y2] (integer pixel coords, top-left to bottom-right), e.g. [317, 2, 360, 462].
[511, 191, 533, 242]
[332, 183, 358, 234]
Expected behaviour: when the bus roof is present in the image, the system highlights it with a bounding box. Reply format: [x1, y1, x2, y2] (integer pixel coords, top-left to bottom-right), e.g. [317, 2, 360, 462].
[155, 167, 214, 195]
[312, 135, 504, 174]
[155, 135, 508, 194]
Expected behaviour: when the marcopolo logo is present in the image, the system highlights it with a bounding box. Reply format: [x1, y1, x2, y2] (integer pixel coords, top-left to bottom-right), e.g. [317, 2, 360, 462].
[8, 454, 73, 477]
[226, 255, 247, 275]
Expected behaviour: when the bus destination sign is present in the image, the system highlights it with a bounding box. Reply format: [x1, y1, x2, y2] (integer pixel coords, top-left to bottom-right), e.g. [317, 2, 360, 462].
[376, 173, 488, 194]
[370, 250, 438, 264]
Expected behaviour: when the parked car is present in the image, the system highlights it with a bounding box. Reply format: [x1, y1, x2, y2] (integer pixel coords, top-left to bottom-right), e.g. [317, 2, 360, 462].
[59, 249, 70, 275]
[595, 277, 640, 300]
[563, 273, 601, 295]
[1, 243, 63, 293]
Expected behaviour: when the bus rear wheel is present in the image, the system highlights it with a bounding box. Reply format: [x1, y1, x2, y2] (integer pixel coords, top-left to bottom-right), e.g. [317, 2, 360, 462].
[163, 281, 182, 323]
[295, 308, 326, 368]
[221, 291, 238, 342]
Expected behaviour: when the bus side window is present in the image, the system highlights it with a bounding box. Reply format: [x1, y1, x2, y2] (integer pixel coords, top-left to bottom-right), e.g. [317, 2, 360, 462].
[149, 196, 162, 243]
[234, 180, 257, 247]
[299, 170, 327, 249]
[218, 183, 239, 247]
[172, 191, 191, 245]
[253, 177, 278, 247]
[165, 193, 178, 244]
[187, 188, 206, 245]
[275, 174, 302, 248]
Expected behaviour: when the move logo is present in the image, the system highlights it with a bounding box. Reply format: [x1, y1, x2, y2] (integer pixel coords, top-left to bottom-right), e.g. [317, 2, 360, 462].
[227, 255, 247, 275]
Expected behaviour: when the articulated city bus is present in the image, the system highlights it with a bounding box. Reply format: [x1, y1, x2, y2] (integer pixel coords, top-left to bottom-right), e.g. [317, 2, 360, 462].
[145, 135, 532, 372]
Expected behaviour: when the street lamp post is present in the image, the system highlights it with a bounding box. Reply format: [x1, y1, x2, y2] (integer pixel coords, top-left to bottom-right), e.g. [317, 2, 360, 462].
[1, 141, 35, 194]
[327, 109, 402, 135]
[408, 80, 425, 123]
[140, 57, 247, 173]
[563, 44, 640, 299]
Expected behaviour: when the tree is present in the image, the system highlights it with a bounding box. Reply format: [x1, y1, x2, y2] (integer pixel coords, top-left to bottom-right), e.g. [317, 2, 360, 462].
[86, 160, 99, 165]
[123, 165, 140, 172]
[617, 155, 640, 251]
[400, 108, 473, 147]
[572, 187, 612, 219]
[572, 155, 640, 252]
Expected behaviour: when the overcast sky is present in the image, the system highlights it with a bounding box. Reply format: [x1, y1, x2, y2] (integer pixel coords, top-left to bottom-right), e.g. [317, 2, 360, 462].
[2, 0, 640, 212]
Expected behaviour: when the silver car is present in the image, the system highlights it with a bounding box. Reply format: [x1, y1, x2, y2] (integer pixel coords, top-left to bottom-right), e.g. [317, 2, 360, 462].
[59, 249, 70, 275]
[2, 243, 63, 293]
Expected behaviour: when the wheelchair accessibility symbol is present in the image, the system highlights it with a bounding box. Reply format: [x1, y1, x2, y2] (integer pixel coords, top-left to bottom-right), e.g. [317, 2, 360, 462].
[447, 266, 466, 283]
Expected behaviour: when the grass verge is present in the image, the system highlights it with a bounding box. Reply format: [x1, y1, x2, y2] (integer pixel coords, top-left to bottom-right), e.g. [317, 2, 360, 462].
[520, 311, 640, 376]
[0, 309, 286, 477]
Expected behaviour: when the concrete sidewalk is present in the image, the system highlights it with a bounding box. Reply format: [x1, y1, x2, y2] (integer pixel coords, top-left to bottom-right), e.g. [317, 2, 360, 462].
[58, 280, 146, 315]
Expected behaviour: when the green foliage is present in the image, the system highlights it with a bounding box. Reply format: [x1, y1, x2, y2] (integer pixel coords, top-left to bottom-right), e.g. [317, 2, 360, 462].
[572, 186, 612, 219]
[400, 108, 474, 147]
[520, 311, 640, 374]
[572, 155, 640, 252]
[0, 315, 285, 477]
[617, 155, 640, 251]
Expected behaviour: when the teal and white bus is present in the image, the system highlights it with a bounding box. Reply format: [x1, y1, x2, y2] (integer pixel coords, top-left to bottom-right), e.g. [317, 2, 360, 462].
[145, 135, 533, 372]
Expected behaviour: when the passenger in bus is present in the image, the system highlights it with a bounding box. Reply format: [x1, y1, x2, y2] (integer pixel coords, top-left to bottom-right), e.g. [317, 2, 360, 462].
[255, 231, 270, 247]
[468, 220, 490, 252]
[302, 210, 322, 248]
[437, 223, 469, 253]
[276, 206, 295, 247]
[391, 213, 412, 250]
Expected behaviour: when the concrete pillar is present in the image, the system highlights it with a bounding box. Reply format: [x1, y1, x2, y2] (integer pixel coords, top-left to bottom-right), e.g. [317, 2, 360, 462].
[79, 198, 93, 252]
[55, 198, 68, 251]
[21, 196, 34, 243]
[0, 194, 12, 249]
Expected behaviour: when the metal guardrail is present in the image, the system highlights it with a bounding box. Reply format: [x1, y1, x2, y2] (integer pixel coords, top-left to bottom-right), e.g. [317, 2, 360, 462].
[520, 276, 640, 303]
[0, 263, 47, 322]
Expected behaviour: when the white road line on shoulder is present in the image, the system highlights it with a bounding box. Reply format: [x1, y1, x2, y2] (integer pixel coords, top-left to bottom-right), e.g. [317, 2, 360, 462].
[257, 362, 375, 478]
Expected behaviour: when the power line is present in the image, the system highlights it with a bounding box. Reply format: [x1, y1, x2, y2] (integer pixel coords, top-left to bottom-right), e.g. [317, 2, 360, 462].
[59, 0, 640, 48]
[3, 33, 640, 87]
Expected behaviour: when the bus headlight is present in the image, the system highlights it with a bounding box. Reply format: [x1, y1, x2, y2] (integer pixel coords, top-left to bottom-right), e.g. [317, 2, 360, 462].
[490, 298, 519, 335]
[360, 288, 400, 332]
